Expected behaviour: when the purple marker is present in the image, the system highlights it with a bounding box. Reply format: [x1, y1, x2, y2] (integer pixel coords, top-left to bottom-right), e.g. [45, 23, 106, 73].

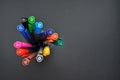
[43, 28, 55, 36]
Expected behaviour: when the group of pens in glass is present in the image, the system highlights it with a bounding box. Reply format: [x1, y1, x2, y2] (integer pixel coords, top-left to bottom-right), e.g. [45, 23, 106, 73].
[13, 16, 64, 66]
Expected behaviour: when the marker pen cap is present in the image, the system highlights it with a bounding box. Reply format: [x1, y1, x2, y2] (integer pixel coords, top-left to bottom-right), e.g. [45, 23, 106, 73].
[13, 41, 32, 48]
[42, 46, 50, 57]
[21, 17, 28, 29]
[21, 17, 28, 23]
[28, 16, 35, 24]
[34, 22, 43, 34]
[22, 58, 30, 66]
[13, 41, 22, 48]
[17, 24, 25, 32]
[16, 48, 30, 57]
[36, 54, 44, 62]
[53, 38, 64, 47]
[44, 28, 55, 36]
[46, 33, 58, 40]
[17, 24, 28, 38]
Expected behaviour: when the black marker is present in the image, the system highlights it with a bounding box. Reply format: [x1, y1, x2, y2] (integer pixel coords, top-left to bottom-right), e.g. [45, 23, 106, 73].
[21, 17, 28, 30]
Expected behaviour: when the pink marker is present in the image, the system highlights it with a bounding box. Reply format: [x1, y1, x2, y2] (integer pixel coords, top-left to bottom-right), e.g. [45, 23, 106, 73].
[13, 41, 32, 48]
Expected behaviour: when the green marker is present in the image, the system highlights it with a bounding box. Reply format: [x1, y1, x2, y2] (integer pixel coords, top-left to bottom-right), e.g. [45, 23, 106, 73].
[28, 16, 35, 33]
[28, 16, 35, 24]
[28, 24, 34, 33]
[53, 38, 64, 47]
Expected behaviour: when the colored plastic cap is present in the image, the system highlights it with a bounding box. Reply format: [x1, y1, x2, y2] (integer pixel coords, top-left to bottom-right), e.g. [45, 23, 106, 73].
[54, 38, 64, 47]
[28, 16, 35, 24]
[17, 24, 25, 32]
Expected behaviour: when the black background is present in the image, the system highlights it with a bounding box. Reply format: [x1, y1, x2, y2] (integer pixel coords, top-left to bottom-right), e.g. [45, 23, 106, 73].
[0, 0, 120, 80]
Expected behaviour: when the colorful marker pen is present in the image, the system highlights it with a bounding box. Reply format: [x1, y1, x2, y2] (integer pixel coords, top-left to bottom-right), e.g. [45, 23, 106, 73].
[17, 24, 35, 44]
[43, 28, 55, 36]
[16, 48, 30, 57]
[13, 41, 32, 48]
[28, 16, 35, 33]
[36, 47, 44, 62]
[28, 16, 35, 24]
[46, 33, 59, 42]
[17, 24, 27, 38]
[42, 46, 50, 57]
[17, 24, 31, 39]
[22, 52, 37, 66]
[53, 38, 64, 47]
[34, 22, 43, 34]
[21, 17, 28, 29]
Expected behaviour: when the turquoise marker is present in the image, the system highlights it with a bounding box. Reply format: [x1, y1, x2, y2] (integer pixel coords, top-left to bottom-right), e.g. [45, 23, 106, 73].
[34, 22, 43, 34]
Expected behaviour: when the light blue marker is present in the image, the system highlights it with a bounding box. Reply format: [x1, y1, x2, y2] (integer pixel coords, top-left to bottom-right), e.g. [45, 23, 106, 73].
[34, 22, 43, 34]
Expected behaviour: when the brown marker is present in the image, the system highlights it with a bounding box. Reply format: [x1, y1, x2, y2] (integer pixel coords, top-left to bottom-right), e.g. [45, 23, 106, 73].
[22, 52, 37, 66]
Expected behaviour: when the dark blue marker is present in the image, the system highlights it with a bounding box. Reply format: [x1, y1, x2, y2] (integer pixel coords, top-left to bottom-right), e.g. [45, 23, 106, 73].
[17, 24, 34, 44]
[25, 29, 32, 39]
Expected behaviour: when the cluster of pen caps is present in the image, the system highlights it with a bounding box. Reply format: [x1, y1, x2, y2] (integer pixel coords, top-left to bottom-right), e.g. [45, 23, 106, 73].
[13, 16, 64, 66]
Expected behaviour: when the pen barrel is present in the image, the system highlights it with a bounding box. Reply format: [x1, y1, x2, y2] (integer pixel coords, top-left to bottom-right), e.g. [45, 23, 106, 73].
[28, 24, 34, 33]
[27, 52, 37, 59]
[24, 29, 32, 39]
[21, 42, 32, 48]
[44, 42, 54, 49]
[32, 31, 46, 44]
[28, 16, 35, 33]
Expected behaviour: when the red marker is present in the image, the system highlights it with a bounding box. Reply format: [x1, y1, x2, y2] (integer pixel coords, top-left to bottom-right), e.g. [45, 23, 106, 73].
[16, 48, 30, 57]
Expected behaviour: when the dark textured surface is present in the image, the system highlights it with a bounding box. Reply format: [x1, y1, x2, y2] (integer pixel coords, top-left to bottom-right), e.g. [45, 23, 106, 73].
[0, 0, 120, 80]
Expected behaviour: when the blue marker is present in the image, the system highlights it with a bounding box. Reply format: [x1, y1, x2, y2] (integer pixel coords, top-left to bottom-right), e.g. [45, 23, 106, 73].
[34, 22, 43, 34]
[17, 24, 35, 44]
[25, 29, 32, 39]
[17, 24, 27, 38]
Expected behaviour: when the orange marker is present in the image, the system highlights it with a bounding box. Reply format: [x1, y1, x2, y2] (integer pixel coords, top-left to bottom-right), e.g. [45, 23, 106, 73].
[46, 39, 54, 42]
[16, 48, 30, 57]
[46, 33, 58, 42]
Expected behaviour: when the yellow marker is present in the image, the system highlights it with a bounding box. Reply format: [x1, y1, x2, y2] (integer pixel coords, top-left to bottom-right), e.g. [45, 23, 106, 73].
[43, 46, 50, 57]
